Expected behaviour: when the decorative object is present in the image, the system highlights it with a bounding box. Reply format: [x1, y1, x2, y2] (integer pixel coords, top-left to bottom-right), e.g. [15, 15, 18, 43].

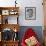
[13, 32, 18, 41]
[2, 16, 8, 24]
[9, 10, 18, 15]
[2, 28, 13, 41]
[15, 0, 17, 7]
[2, 10, 9, 15]
[25, 7, 36, 20]
[5, 18, 8, 24]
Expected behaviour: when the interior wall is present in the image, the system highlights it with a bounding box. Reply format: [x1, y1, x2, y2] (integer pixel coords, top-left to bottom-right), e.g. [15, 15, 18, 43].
[0, 0, 44, 26]
[18, 0, 44, 26]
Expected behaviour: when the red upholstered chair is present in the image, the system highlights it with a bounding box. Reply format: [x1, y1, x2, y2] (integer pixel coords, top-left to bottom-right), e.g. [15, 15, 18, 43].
[21, 28, 41, 46]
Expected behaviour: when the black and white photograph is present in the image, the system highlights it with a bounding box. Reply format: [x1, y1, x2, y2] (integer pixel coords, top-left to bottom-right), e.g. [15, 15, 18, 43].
[25, 7, 36, 20]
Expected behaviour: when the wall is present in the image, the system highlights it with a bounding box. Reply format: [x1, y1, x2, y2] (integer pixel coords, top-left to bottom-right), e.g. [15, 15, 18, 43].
[18, 0, 44, 26]
[0, 0, 44, 26]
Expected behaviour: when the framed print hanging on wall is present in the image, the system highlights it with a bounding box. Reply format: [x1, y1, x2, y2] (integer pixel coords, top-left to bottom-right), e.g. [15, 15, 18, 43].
[25, 7, 36, 20]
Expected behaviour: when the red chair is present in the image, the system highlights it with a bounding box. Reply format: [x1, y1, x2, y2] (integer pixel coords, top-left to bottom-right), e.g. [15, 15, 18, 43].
[21, 28, 41, 46]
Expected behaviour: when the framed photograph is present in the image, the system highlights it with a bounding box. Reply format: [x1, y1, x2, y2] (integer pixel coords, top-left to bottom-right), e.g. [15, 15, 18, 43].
[25, 7, 36, 20]
[2, 10, 9, 15]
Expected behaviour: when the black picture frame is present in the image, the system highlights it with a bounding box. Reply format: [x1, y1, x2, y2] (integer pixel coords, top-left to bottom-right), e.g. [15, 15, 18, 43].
[25, 7, 36, 20]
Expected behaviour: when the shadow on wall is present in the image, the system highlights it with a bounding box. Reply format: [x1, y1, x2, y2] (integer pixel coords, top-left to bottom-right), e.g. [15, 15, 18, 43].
[18, 26, 44, 44]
